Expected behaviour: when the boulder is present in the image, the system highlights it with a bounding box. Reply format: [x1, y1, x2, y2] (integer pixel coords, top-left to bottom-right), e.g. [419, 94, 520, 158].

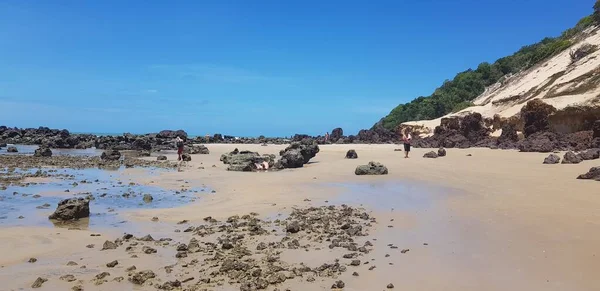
[49, 198, 90, 220]
[331, 128, 344, 142]
[578, 148, 600, 160]
[423, 151, 438, 158]
[181, 153, 192, 162]
[276, 139, 320, 169]
[437, 148, 446, 157]
[7, 146, 18, 153]
[34, 147, 52, 157]
[157, 155, 167, 161]
[220, 149, 276, 171]
[355, 161, 388, 175]
[543, 154, 561, 164]
[101, 150, 121, 161]
[520, 99, 557, 137]
[132, 138, 152, 151]
[562, 151, 583, 164]
[186, 145, 210, 155]
[577, 167, 600, 180]
[345, 149, 358, 159]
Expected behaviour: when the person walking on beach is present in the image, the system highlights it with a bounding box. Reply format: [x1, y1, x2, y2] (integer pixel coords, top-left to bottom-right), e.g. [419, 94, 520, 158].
[325, 132, 330, 143]
[402, 130, 412, 158]
[175, 136, 184, 161]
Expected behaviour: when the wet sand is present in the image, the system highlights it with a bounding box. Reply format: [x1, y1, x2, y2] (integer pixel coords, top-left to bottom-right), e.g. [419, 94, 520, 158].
[1, 144, 599, 290]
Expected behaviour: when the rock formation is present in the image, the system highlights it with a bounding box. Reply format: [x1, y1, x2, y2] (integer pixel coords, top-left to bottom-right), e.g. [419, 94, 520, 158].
[48, 198, 90, 220]
[543, 154, 561, 164]
[345, 149, 358, 159]
[33, 146, 52, 157]
[355, 161, 388, 175]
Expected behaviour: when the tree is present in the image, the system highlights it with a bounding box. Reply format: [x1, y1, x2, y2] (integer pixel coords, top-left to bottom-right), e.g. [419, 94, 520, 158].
[594, 0, 600, 23]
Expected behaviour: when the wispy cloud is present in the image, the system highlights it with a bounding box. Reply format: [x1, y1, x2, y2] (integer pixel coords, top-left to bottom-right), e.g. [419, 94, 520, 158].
[148, 64, 292, 84]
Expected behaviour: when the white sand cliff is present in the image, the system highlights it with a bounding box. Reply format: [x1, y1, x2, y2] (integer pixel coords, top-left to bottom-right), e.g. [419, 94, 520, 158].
[405, 27, 600, 135]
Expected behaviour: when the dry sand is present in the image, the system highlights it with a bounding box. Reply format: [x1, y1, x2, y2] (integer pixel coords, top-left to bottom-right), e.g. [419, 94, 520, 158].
[1, 144, 599, 290]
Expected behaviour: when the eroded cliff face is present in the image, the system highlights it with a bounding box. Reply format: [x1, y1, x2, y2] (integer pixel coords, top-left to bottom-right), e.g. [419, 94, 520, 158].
[404, 27, 600, 137]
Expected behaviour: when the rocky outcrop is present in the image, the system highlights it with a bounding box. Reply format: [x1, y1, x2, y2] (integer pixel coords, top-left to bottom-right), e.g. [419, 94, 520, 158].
[186, 145, 210, 155]
[48, 198, 90, 220]
[355, 161, 388, 175]
[578, 148, 600, 160]
[345, 150, 358, 159]
[562, 151, 583, 164]
[497, 123, 519, 148]
[543, 154, 561, 164]
[423, 151, 438, 158]
[101, 150, 121, 161]
[157, 130, 188, 139]
[521, 99, 557, 137]
[518, 132, 558, 152]
[275, 139, 320, 169]
[577, 167, 600, 180]
[220, 149, 276, 171]
[34, 147, 52, 157]
[0, 126, 96, 149]
[414, 113, 490, 148]
[331, 128, 344, 142]
[358, 121, 398, 144]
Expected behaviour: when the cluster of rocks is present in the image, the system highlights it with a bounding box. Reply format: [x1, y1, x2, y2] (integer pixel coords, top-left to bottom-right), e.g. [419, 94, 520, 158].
[221, 139, 320, 171]
[46, 205, 384, 290]
[543, 148, 600, 164]
[411, 100, 600, 153]
[423, 148, 447, 158]
[0, 126, 96, 149]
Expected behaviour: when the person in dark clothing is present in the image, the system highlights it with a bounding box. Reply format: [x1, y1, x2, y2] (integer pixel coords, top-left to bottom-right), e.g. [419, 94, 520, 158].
[175, 136, 184, 161]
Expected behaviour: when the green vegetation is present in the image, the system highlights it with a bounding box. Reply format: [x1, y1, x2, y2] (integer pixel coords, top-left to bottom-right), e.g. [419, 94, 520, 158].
[379, 6, 598, 131]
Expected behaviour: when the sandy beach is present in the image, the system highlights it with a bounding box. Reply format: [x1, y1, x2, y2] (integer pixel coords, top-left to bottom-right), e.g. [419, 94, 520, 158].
[0, 144, 598, 291]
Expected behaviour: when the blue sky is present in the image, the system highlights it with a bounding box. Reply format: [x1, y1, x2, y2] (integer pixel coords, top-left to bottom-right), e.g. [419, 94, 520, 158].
[0, 0, 593, 137]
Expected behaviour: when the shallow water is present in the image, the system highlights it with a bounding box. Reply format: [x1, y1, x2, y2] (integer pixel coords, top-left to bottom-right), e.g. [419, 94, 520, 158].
[0, 167, 211, 230]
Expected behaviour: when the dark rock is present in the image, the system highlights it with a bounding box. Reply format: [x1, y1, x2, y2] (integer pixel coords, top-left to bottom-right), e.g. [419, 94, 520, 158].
[48, 198, 90, 220]
[497, 123, 519, 145]
[276, 139, 320, 169]
[345, 149, 358, 159]
[28, 257, 37, 263]
[7, 146, 18, 153]
[102, 240, 118, 250]
[221, 149, 276, 171]
[387, 283, 395, 289]
[59, 274, 76, 282]
[143, 194, 153, 203]
[562, 151, 583, 164]
[355, 161, 388, 175]
[157, 130, 187, 139]
[34, 146, 52, 157]
[519, 132, 558, 152]
[157, 155, 167, 161]
[577, 167, 600, 180]
[331, 128, 344, 142]
[332, 280, 345, 289]
[437, 148, 446, 157]
[423, 151, 438, 158]
[521, 99, 557, 137]
[286, 221, 301, 233]
[31, 277, 47, 288]
[181, 153, 191, 162]
[543, 154, 561, 164]
[106, 260, 118, 268]
[142, 246, 157, 254]
[129, 270, 156, 285]
[101, 150, 121, 161]
[186, 145, 210, 155]
[593, 120, 600, 139]
[578, 148, 600, 160]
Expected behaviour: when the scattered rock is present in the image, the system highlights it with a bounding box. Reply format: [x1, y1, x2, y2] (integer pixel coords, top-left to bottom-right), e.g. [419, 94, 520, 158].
[562, 151, 583, 164]
[345, 149, 358, 159]
[286, 221, 301, 233]
[95, 272, 110, 280]
[28, 257, 37, 263]
[106, 260, 118, 268]
[331, 280, 345, 289]
[157, 155, 167, 161]
[350, 260, 360, 266]
[577, 167, 600, 181]
[129, 270, 156, 285]
[101, 240, 118, 250]
[66, 261, 78, 266]
[437, 148, 446, 157]
[7, 146, 18, 153]
[31, 277, 47, 288]
[423, 151, 438, 158]
[543, 154, 560, 164]
[387, 283, 395, 289]
[48, 198, 90, 220]
[142, 246, 157, 254]
[355, 161, 388, 175]
[34, 146, 53, 157]
[181, 153, 192, 162]
[100, 149, 121, 161]
[143, 194, 153, 203]
[60, 274, 76, 282]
